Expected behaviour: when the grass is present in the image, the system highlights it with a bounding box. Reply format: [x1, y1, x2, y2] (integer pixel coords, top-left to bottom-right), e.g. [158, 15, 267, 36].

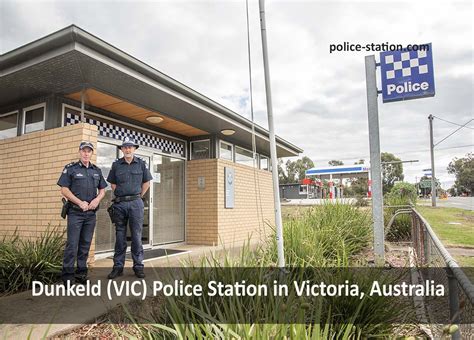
[457, 256, 474, 267]
[0, 225, 65, 295]
[110, 202, 413, 338]
[416, 206, 474, 248]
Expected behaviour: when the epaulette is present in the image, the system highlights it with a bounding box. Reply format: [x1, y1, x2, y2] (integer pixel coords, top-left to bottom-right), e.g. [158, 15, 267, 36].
[65, 161, 78, 168]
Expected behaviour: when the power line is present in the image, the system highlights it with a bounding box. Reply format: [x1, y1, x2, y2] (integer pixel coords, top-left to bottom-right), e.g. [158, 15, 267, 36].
[311, 144, 473, 163]
[433, 115, 474, 130]
[434, 119, 474, 147]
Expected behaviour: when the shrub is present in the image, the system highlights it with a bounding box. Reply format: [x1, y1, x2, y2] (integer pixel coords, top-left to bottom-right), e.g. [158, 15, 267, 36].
[354, 195, 369, 207]
[384, 197, 413, 242]
[267, 202, 372, 266]
[0, 225, 65, 295]
[121, 203, 408, 338]
[387, 182, 417, 205]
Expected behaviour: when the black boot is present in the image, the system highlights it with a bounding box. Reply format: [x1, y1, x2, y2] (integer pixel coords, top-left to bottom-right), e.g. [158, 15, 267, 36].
[134, 268, 145, 278]
[108, 267, 123, 279]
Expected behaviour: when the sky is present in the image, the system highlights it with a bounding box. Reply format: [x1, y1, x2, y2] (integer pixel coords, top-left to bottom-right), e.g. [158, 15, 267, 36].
[1, 0, 472, 188]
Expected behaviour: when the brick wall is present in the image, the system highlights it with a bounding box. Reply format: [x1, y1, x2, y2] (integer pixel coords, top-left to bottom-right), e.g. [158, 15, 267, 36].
[186, 159, 218, 245]
[186, 159, 275, 246]
[0, 124, 98, 247]
[217, 159, 275, 246]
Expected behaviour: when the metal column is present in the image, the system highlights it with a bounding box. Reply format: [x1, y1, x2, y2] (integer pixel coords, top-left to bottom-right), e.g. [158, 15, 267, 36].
[365, 55, 384, 264]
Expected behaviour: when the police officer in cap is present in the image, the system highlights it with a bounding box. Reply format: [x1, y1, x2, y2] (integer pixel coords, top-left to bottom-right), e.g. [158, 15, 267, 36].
[107, 137, 152, 279]
[57, 141, 107, 284]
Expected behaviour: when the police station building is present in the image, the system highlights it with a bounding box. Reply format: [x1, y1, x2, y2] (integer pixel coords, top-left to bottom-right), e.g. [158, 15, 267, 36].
[0, 25, 301, 259]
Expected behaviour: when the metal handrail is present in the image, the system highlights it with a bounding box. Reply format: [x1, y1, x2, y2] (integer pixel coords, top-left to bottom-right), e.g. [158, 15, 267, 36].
[412, 208, 474, 303]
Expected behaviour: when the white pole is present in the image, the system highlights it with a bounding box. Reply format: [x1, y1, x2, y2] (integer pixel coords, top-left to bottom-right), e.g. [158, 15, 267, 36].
[259, 0, 285, 267]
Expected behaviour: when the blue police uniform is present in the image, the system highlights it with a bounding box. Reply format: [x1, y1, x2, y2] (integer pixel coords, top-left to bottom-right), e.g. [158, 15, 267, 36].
[107, 155, 153, 274]
[57, 158, 107, 282]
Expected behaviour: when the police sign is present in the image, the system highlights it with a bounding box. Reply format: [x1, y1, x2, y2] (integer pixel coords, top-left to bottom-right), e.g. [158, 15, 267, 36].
[380, 43, 435, 103]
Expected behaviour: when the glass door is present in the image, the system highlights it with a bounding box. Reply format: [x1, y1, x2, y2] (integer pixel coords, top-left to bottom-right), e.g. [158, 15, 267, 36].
[152, 154, 185, 244]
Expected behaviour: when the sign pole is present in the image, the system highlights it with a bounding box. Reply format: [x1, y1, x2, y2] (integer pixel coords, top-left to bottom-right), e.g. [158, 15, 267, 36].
[259, 0, 285, 268]
[428, 114, 437, 207]
[365, 55, 385, 265]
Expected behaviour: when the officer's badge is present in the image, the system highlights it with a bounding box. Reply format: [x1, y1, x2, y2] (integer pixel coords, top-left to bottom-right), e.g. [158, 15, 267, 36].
[124, 136, 130, 142]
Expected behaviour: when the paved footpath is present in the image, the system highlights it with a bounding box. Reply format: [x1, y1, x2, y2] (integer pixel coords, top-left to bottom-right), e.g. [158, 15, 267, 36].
[446, 247, 474, 257]
[0, 242, 251, 339]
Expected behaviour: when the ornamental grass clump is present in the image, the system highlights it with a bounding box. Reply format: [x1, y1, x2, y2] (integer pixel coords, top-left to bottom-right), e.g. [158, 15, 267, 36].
[266, 202, 372, 266]
[0, 225, 64, 295]
[118, 203, 410, 338]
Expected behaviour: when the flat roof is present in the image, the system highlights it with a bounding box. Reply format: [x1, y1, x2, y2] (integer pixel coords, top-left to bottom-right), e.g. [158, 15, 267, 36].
[0, 25, 302, 157]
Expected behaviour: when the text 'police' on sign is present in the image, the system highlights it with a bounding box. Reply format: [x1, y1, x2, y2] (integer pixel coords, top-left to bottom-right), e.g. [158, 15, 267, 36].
[380, 43, 435, 103]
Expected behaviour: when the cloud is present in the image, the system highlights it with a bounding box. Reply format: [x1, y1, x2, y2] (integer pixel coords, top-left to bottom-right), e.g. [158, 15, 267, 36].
[1, 0, 472, 188]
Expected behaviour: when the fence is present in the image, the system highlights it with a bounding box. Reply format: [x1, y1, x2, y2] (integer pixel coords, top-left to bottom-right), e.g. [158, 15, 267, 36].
[389, 206, 473, 339]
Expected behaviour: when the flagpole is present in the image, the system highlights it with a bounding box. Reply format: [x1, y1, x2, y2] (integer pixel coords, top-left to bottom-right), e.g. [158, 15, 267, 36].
[259, 0, 285, 267]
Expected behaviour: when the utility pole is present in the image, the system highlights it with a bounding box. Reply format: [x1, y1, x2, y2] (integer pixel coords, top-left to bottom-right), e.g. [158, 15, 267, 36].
[259, 0, 285, 267]
[429, 114, 436, 207]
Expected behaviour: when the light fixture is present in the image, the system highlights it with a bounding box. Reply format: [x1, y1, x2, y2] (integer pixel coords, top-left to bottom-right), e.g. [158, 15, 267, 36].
[221, 129, 235, 136]
[146, 116, 164, 124]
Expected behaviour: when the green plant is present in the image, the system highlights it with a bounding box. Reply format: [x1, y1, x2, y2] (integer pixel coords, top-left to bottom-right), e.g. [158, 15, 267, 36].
[0, 225, 65, 295]
[354, 195, 369, 207]
[384, 192, 415, 242]
[113, 203, 410, 338]
[387, 182, 417, 205]
[266, 202, 372, 266]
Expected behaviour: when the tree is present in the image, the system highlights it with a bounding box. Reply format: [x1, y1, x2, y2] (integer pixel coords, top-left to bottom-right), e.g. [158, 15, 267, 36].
[328, 160, 344, 166]
[447, 153, 473, 195]
[278, 159, 288, 184]
[345, 159, 368, 197]
[278, 156, 314, 184]
[381, 152, 404, 194]
[387, 182, 417, 204]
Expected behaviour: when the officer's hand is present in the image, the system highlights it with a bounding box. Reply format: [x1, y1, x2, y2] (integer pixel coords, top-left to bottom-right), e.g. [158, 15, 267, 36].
[79, 201, 89, 211]
[88, 198, 99, 210]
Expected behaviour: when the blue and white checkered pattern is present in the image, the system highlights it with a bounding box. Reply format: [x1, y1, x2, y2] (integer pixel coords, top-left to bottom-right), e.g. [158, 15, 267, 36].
[383, 50, 429, 80]
[380, 43, 435, 103]
[65, 113, 185, 157]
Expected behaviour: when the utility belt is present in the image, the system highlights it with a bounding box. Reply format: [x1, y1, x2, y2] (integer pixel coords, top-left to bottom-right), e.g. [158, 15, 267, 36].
[69, 203, 98, 212]
[112, 194, 142, 203]
[61, 198, 98, 219]
[107, 194, 142, 224]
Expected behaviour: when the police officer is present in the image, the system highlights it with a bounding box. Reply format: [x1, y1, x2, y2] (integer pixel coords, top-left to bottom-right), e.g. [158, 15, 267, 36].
[57, 141, 107, 284]
[107, 137, 152, 279]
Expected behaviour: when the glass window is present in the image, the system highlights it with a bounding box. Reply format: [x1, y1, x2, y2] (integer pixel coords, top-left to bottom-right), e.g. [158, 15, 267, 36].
[219, 141, 233, 161]
[0, 112, 18, 139]
[299, 185, 308, 194]
[260, 156, 269, 171]
[235, 146, 256, 167]
[191, 140, 210, 160]
[23, 105, 45, 134]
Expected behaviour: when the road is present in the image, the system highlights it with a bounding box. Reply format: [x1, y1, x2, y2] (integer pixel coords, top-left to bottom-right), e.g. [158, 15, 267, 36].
[418, 197, 473, 211]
